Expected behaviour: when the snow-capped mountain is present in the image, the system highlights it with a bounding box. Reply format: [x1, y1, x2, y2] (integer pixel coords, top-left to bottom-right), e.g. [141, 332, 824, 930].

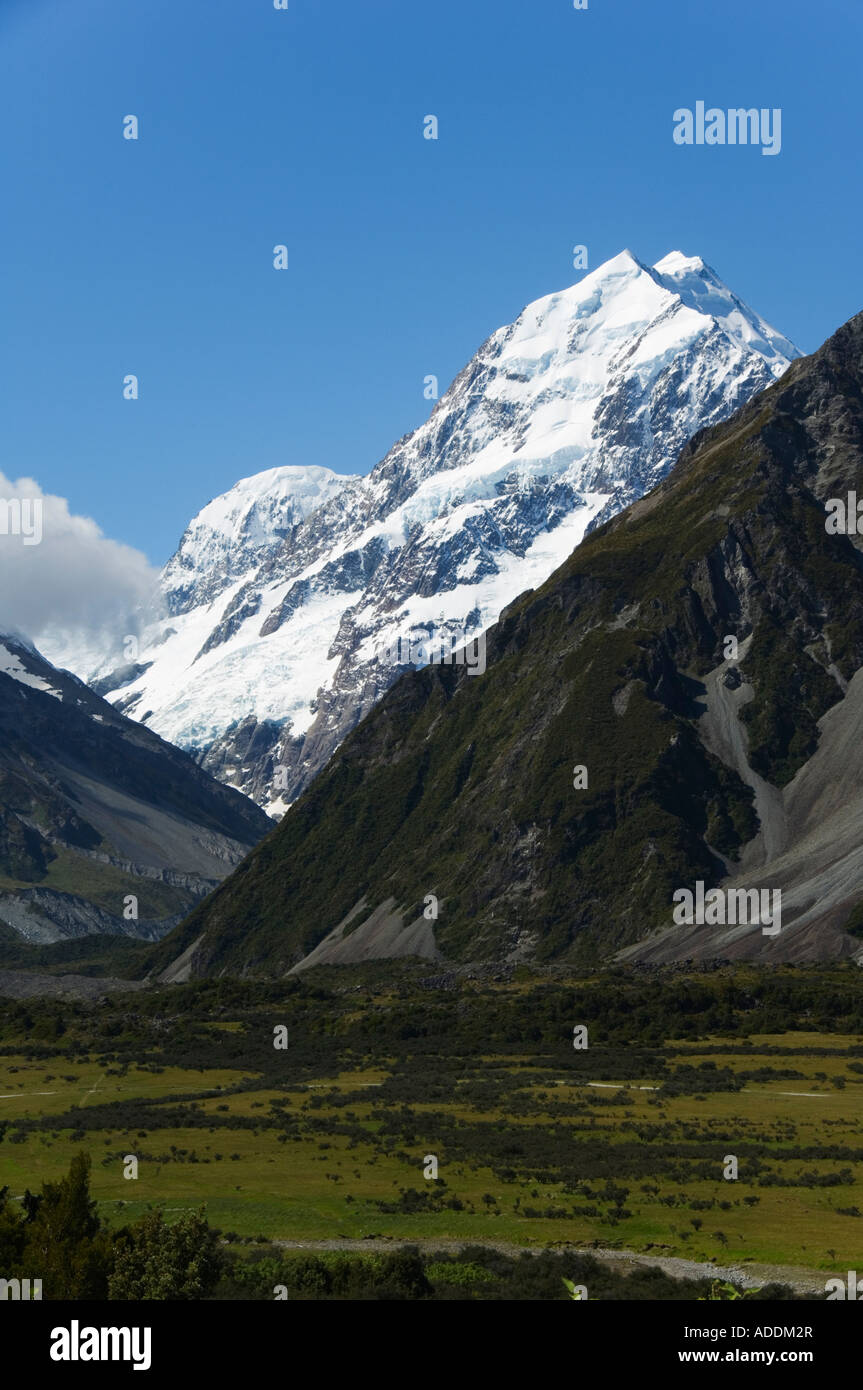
[49, 250, 800, 813]
[161, 464, 359, 614]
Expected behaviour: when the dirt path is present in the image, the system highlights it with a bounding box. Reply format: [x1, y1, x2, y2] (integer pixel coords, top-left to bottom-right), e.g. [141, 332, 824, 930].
[271, 1236, 829, 1295]
[0, 1090, 56, 1099]
[584, 1081, 828, 1098]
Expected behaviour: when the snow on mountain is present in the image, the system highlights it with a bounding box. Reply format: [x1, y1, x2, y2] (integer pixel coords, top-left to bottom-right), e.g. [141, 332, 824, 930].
[652, 252, 798, 366]
[162, 464, 360, 613]
[0, 634, 64, 699]
[49, 250, 800, 814]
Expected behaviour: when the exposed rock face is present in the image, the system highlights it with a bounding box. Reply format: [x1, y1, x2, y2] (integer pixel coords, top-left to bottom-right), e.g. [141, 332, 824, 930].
[0, 634, 272, 943]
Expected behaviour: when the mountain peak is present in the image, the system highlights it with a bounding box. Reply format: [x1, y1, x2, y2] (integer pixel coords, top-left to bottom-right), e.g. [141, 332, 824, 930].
[651, 251, 799, 370]
[55, 251, 801, 813]
[653, 250, 706, 275]
[595, 246, 645, 273]
[186, 464, 359, 543]
[160, 464, 360, 615]
[153, 307, 863, 977]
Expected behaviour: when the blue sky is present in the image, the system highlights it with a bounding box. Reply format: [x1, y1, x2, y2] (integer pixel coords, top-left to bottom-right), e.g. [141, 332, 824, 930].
[1, 0, 861, 563]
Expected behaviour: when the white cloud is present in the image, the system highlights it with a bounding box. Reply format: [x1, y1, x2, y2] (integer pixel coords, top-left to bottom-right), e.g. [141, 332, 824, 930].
[0, 472, 161, 668]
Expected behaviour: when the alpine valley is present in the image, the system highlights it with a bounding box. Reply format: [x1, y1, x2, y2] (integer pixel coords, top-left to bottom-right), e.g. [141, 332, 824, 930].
[44, 250, 799, 815]
[6, 279, 863, 1308]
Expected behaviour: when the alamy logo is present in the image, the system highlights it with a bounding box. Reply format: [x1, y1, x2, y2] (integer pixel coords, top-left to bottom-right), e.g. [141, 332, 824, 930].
[825, 493, 863, 534]
[0, 497, 43, 546]
[50, 1321, 152, 1371]
[673, 102, 781, 156]
[825, 1272, 862, 1300]
[0, 1277, 42, 1300]
[672, 882, 781, 936]
[378, 624, 486, 676]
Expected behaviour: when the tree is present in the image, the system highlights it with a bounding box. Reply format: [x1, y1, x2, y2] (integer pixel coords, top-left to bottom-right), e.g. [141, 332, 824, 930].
[0, 1186, 26, 1271]
[26, 1152, 112, 1299]
[22, 1190, 42, 1222]
[108, 1208, 225, 1300]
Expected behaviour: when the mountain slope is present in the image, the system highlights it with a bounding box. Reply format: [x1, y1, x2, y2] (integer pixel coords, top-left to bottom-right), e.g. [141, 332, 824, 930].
[0, 634, 271, 943]
[145, 307, 863, 980]
[50, 251, 798, 814]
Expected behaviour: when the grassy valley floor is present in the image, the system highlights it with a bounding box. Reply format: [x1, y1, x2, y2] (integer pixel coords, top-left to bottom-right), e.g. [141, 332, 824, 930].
[1, 962, 861, 1296]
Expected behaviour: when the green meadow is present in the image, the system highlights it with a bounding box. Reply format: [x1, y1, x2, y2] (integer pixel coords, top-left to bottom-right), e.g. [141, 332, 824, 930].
[2, 965, 862, 1274]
